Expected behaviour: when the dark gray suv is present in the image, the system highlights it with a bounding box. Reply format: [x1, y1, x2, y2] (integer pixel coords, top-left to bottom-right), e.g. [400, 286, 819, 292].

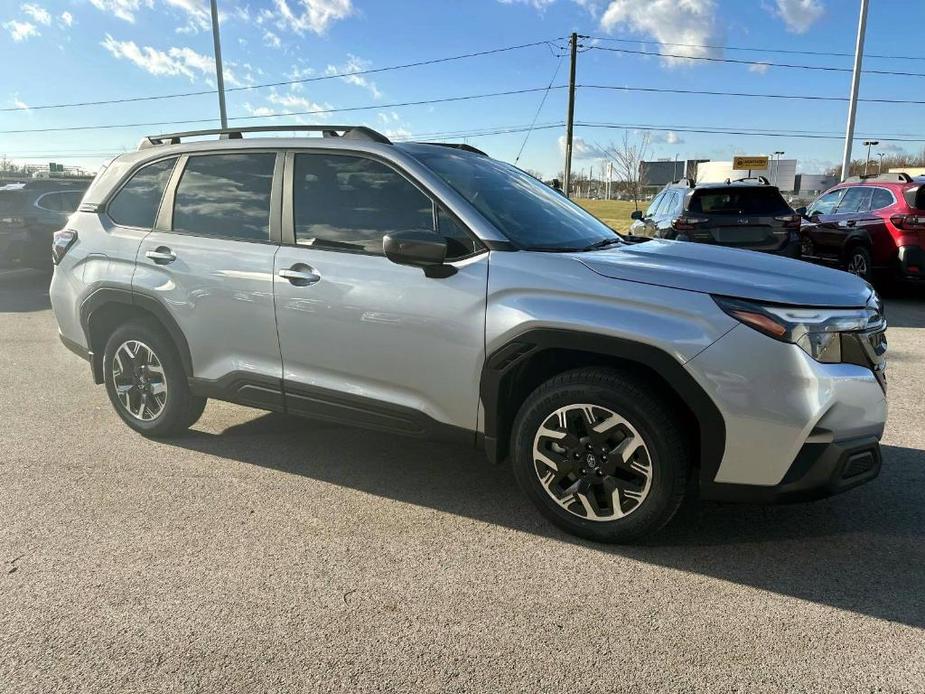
[629, 177, 801, 257]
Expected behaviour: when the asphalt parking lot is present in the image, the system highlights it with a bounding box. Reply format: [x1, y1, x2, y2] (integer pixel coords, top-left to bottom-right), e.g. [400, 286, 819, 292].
[1, 269, 923, 693]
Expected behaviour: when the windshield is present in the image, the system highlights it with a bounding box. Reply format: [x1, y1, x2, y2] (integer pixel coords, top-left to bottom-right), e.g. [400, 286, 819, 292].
[407, 147, 620, 251]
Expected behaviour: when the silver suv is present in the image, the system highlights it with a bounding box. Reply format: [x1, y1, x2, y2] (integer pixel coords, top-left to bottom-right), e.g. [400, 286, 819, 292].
[50, 125, 888, 543]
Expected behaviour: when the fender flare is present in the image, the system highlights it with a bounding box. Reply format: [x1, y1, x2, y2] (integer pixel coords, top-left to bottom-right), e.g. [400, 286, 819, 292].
[79, 287, 194, 382]
[479, 328, 726, 486]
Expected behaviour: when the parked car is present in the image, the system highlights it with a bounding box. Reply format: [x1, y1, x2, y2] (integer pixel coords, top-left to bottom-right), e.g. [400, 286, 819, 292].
[50, 125, 886, 543]
[798, 172, 925, 283]
[0, 180, 89, 270]
[629, 177, 801, 257]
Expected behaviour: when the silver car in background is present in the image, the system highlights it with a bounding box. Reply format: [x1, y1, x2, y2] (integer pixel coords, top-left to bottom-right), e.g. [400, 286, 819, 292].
[49, 125, 887, 542]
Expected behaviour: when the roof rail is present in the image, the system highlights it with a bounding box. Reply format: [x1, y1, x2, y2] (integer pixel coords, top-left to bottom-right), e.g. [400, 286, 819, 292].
[845, 172, 913, 183]
[138, 125, 391, 150]
[670, 177, 694, 188]
[419, 142, 487, 156]
[725, 175, 770, 185]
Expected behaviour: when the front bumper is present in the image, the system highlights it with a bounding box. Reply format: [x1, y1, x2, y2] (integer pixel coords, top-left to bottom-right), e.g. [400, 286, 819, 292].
[701, 436, 881, 503]
[684, 323, 887, 490]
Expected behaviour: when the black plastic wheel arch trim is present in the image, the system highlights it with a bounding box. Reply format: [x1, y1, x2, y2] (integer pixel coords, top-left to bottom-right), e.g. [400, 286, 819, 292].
[78, 287, 195, 384]
[479, 328, 727, 487]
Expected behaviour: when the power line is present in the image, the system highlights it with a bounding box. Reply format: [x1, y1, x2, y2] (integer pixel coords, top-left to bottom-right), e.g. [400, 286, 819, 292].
[575, 121, 925, 143]
[514, 53, 565, 163]
[587, 36, 925, 62]
[580, 83, 925, 106]
[0, 39, 564, 114]
[591, 45, 925, 79]
[0, 87, 567, 135]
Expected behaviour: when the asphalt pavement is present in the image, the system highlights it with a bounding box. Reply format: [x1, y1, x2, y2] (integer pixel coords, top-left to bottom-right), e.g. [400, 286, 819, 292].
[1, 268, 923, 693]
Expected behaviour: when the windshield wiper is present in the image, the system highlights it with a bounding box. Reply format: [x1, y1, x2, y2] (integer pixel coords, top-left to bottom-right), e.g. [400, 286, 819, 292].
[580, 237, 624, 252]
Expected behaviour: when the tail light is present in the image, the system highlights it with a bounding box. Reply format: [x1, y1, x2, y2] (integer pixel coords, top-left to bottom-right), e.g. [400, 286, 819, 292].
[672, 216, 708, 231]
[774, 214, 802, 229]
[890, 214, 925, 231]
[52, 229, 77, 264]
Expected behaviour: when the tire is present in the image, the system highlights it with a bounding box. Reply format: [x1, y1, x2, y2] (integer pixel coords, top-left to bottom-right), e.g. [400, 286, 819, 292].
[102, 319, 206, 438]
[845, 245, 873, 281]
[511, 367, 690, 543]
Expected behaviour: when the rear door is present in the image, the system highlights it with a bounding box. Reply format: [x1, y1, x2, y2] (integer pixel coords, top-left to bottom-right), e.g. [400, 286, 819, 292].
[133, 151, 283, 402]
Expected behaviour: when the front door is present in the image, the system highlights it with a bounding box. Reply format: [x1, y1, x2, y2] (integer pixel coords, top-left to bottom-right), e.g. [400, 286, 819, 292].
[133, 151, 283, 405]
[273, 151, 488, 437]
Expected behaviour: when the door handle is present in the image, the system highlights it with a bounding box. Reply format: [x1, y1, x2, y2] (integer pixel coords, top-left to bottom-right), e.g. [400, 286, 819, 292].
[145, 246, 176, 264]
[278, 265, 320, 286]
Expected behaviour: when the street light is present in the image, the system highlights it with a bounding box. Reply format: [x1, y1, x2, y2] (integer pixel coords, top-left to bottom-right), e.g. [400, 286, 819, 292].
[774, 151, 785, 187]
[877, 152, 885, 174]
[863, 140, 879, 176]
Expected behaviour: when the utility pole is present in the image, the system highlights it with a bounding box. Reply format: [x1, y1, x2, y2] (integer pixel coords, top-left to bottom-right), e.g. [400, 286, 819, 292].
[840, 0, 869, 182]
[210, 0, 228, 129]
[563, 32, 579, 198]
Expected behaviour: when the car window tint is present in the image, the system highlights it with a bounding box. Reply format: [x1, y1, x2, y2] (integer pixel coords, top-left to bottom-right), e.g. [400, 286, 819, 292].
[870, 188, 894, 211]
[808, 189, 845, 216]
[836, 187, 873, 214]
[437, 207, 479, 260]
[689, 188, 791, 215]
[108, 158, 177, 228]
[173, 153, 275, 241]
[293, 153, 434, 254]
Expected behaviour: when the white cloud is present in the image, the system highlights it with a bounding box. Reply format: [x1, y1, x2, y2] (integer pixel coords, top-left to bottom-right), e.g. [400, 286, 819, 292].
[649, 129, 683, 145]
[558, 135, 606, 160]
[770, 0, 825, 34]
[88, 0, 153, 23]
[101, 34, 216, 81]
[10, 95, 30, 111]
[599, 0, 722, 66]
[263, 30, 282, 48]
[59, 10, 73, 26]
[164, 0, 210, 33]
[748, 61, 770, 74]
[21, 3, 52, 25]
[266, 91, 332, 117]
[498, 0, 558, 10]
[3, 20, 40, 41]
[273, 0, 353, 34]
[325, 54, 381, 98]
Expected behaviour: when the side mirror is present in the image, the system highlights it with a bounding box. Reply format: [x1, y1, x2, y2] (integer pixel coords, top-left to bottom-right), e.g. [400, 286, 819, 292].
[383, 230, 456, 278]
[795, 206, 807, 216]
[630, 210, 644, 220]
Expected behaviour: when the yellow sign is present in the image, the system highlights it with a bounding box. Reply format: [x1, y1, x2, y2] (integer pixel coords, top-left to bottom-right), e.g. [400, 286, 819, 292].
[733, 156, 770, 170]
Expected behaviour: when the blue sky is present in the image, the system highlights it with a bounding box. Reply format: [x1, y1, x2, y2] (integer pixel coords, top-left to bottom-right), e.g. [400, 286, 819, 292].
[1, 0, 923, 177]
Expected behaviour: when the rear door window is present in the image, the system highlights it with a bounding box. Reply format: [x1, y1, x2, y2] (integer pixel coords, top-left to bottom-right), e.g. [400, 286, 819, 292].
[172, 153, 276, 241]
[108, 158, 177, 228]
[870, 188, 894, 211]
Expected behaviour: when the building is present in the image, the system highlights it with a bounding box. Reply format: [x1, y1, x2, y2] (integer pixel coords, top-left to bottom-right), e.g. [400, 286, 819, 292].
[889, 167, 925, 177]
[639, 159, 709, 191]
[696, 159, 797, 193]
[794, 174, 838, 197]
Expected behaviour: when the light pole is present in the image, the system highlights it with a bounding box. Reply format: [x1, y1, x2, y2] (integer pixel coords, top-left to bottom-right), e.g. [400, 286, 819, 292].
[863, 140, 879, 176]
[210, 0, 228, 129]
[877, 152, 885, 174]
[840, 0, 869, 182]
[774, 151, 784, 187]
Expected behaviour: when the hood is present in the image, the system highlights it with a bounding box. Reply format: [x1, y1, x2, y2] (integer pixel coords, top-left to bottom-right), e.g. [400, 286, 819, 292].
[578, 239, 872, 307]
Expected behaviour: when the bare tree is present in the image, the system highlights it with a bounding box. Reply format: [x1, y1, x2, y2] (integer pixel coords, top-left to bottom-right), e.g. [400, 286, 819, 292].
[597, 130, 651, 210]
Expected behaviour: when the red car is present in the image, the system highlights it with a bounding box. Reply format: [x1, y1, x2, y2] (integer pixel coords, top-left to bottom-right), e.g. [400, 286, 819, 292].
[798, 172, 925, 283]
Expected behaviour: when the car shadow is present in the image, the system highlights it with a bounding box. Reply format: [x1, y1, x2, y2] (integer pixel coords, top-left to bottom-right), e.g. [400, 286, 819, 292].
[0, 269, 52, 313]
[170, 412, 925, 629]
[883, 291, 925, 329]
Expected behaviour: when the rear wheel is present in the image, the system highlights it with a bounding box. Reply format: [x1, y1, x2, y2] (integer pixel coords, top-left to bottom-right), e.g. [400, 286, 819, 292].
[846, 245, 872, 281]
[511, 368, 690, 543]
[103, 320, 206, 437]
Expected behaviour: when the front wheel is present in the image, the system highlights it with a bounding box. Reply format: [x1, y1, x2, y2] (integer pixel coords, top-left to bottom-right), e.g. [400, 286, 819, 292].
[511, 368, 690, 543]
[103, 320, 206, 437]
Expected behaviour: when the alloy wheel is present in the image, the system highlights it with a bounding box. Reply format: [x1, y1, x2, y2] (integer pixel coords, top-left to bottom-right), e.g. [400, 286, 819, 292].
[532, 404, 653, 521]
[111, 340, 168, 421]
[848, 252, 868, 277]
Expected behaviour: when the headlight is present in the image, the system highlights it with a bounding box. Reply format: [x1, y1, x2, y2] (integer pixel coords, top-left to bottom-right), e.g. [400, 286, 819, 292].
[714, 295, 885, 363]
